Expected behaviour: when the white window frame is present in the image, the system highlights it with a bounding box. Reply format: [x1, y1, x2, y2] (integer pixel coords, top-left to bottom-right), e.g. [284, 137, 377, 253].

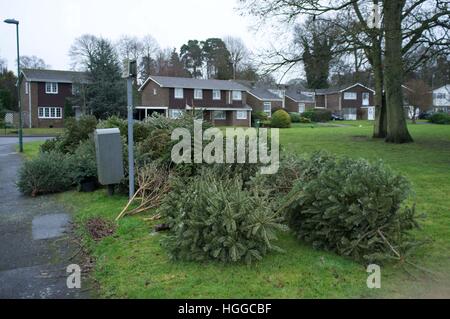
[174, 88, 184, 99]
[194, 89, 203, 100]
[263, 101, 272, 117]
[236, 110, 247, 120]
[25, 82, 29, 95]
[38, 107, 63, 119]
[153, 88, 157, 95]
[232, 90, 242, 101]
[343, 92, 357, 100]
[169, 109, 184, 119]
[213, 90, 221, 100]
[45, 82, 58, 94]
[362, 92, 370, 105]
[435, 93, 446, 100]
[213, 111, 226, 120]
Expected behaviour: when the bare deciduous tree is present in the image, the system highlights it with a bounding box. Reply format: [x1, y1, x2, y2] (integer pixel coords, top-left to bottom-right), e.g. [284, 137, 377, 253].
[69, 34, 99, 70]
[19, 55, 49, 69]
[224, 36, 250, 79]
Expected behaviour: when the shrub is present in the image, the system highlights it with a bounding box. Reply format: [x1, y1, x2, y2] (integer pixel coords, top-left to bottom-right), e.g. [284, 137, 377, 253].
[41, 115, 97, 154]
[69, 139, 98, 185]
[252, 110, 268, 126]
[429, 112, 450, 124]
[97, 116, 152, 143]
[61, 115, 98, 153]
[97, 116, 127, 135]
[136, 128, 173, 166]
[40, 135, 63, 153]
[299, 116, 312, 123]
[159, 170, 286, 264]
[270, 109, 291, 128]
[283, 152, 419, 262]
[289, 112, 301, 123]
[302, 109, 332, 122]
[17, 151, 73, 196]
[250, 152, 304, 198]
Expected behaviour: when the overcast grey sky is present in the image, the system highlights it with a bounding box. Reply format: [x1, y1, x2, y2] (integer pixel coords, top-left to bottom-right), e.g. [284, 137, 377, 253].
[1, 0, 288, 77]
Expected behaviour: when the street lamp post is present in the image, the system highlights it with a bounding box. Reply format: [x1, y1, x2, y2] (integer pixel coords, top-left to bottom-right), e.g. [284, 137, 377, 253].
[4, 18, 23, 152]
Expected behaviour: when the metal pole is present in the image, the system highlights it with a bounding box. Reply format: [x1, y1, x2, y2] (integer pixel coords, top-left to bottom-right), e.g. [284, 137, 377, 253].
[127, 77, 134, 199]
[16, 23, 23, 152]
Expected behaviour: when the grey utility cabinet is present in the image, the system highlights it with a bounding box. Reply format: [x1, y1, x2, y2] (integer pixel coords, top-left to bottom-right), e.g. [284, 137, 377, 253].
[94, 128, 124, 186]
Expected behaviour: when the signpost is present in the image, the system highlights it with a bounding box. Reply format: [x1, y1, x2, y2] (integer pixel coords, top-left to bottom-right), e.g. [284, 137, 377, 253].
[123, 60, 137, 199]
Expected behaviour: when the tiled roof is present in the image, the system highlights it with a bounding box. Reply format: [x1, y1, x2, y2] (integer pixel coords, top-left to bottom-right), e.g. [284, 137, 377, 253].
[248, 87, 283, 100]
[285, 88, 315, 102]
[21, 69, 90, 83]
[141, 76, 249, 91]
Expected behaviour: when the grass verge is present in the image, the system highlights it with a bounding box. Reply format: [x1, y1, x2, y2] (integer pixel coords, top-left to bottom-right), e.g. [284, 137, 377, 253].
[51, 121, 450, 298]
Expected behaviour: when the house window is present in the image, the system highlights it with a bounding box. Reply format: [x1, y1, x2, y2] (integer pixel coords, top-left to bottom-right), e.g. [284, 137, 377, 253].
[174, 88, 184, 99]
[435, 93, 446, 99]
[343, 92, 357, 100]
[169, 109, 184, 119]
[236, 111, 247, 120]
[362, 92, 370, 105]
[232, 91, 242, 101]
[213, 90, 221, 100]
[38, 107, 63, 119]
[194, 89, 203, 100]
[213, 111, 226, 120]
[153, 88, 157, 95]
[25, 82, 29, 95]
[263, 102, 272, 117]
[298, 103, 306, 113]
[45, 82, 58, 94]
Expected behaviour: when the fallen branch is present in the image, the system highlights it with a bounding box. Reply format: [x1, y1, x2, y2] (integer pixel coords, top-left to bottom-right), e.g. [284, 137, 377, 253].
[116, 164, 170, 221]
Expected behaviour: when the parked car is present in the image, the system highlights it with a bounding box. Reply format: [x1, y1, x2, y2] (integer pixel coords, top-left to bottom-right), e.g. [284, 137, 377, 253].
[331, 113, 345, 121]
[418, 111, 432, 120]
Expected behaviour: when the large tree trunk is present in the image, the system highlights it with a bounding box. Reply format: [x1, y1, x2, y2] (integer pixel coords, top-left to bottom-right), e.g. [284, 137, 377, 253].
[372, 36, 387, 138]
[383, 0, 413, 143]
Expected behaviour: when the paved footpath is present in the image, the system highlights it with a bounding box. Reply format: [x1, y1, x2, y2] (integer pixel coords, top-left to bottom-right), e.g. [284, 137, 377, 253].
[0, 137, 90, 298]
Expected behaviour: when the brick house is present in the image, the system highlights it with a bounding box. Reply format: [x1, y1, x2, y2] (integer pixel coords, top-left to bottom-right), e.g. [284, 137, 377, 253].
[432, 84, 450, 113]
[284, 87, 316, 113]
[245, 88, 283, 118]
[315, 83, 375, 120]
[20, 69, 89, 128]
[138, 76, 252, 126]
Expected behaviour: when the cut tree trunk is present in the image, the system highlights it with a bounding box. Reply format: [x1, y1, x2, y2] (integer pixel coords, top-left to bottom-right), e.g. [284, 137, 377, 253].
[383, 0, 413, 143]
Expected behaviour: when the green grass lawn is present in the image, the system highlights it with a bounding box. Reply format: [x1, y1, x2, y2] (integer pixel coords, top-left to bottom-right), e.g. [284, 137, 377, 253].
[18, 140, 45, 160]
[1, 127, 63, 136]
[29, 121, 450, 298]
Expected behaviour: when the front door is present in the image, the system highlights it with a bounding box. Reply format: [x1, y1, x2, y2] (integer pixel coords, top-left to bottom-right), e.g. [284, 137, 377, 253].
[298, 103, 305, 113]
[368, 106, 375, 120]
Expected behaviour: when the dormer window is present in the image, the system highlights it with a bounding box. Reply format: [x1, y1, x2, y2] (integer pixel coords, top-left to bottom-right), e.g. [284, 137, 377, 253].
[194, 89, 203, 100]
[232, 91, 242, 101]
[45, 82, 58, 94]
[174, 88, 184, 99]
